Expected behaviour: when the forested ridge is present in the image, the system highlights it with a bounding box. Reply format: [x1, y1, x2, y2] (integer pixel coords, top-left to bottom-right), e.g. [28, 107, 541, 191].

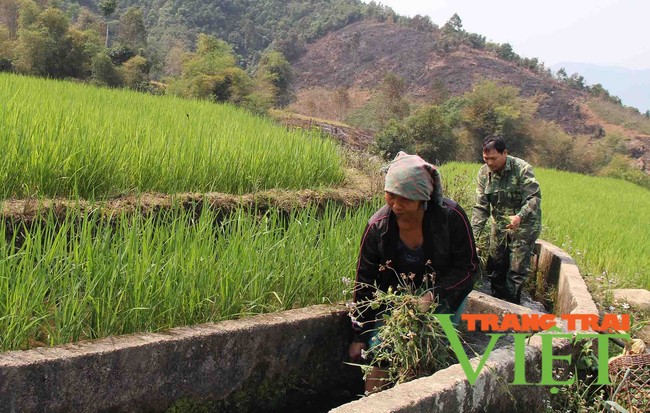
[67, 0, 397, 64]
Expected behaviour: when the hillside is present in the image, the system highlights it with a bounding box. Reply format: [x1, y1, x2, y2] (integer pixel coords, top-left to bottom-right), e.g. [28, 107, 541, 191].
[291, 21, 598, 136]
[289, 20, 650, 171]
[3, 1, 649, 171]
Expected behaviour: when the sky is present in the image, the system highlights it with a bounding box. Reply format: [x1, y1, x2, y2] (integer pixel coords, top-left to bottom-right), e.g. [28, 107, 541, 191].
[365, 0, 650, 71]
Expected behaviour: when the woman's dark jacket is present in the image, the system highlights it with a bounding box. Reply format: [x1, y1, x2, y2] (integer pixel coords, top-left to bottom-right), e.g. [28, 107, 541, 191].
[352, 198, 479, 342]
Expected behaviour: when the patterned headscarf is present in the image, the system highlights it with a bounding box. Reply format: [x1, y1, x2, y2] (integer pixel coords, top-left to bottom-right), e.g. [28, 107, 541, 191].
[384, 151, 443, 205]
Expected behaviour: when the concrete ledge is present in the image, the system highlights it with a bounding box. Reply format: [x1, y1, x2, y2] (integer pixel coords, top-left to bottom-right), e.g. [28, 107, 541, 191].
[535, 240, 598, 320]
[0, 305, 359, 413]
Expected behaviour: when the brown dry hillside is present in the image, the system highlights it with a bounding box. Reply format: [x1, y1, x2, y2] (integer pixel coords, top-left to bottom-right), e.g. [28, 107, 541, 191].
[291, 20, 599, 136]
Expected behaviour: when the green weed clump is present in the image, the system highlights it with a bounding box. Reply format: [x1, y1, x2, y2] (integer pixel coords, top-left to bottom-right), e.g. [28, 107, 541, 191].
[0, 202, 376, 351]
[348, 263, 456, 391]
[0, 73, 345, 199]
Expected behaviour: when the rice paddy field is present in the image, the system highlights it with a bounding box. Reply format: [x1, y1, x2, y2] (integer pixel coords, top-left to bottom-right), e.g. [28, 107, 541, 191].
[1, 74, 648, 353]
[0, 73, 345, 199]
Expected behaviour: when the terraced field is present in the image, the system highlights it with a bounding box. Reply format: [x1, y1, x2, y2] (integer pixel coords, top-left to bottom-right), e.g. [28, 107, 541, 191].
[1, 74, 647, 353]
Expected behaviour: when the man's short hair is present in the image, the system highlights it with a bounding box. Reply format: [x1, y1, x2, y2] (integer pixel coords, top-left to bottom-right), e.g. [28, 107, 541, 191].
[482, 135, 507, 153]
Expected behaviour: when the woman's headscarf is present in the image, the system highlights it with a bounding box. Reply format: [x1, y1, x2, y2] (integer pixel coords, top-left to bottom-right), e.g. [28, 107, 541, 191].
[384, 151, 443, 206]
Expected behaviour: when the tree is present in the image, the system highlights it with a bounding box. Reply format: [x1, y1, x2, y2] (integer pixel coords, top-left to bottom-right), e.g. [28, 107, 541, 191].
[117, 6, 146, 51]
[334, 86, 351, 119]
[169, 34, 255, 106]
[121, 54, 149, 89]
[406, 105, 457, 163]
[460, 80, 537, 159]
[0, 23, 14, 71]
[271, 29, 305, 61]
[17, 0, 39, 30]
[589, 83, 609, 98]
[347, 30, 361, 63]
[75, 6, 101, 32]
[378, 73, 410, 125]
[66, 27, 102, 78]
[163, 43, 186, 77]
[442, 13, 463, 33]
[98, 0, 116, 48]
[107, 44, 134, 65]
[411, 14, 433, 32]
[567, 73, 586, 90]
[374, 119, 415, 160]
[497, 43, 517, 61]
[91, 52, 123, 87]
[374, 104, 458, 164]
[0, 0, 20, 34]
[255, 49, 292, 106]
[467, 33, 486, 49]
[15, 7, 99, 78]
[526, 119, 573, 170]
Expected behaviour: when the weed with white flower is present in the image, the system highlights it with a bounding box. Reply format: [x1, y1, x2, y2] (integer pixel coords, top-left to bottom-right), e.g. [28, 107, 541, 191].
[346, 261, 457, 390]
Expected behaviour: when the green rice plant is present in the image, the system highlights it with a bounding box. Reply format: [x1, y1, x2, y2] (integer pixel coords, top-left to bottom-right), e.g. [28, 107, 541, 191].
[439, 163, 650, 290]
[0, 73, 345, 199]
[0, 202, 379, 351]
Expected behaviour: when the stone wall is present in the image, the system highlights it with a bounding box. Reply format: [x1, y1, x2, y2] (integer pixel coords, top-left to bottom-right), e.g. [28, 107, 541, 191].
[0, 306, 360, 413]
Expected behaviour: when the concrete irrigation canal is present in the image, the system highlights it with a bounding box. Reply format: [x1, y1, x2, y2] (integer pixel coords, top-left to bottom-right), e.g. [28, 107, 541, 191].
[0, 240, 604, 412]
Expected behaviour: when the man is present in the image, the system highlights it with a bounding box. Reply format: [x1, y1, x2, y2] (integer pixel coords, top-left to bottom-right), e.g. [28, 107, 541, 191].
[471, 135, 541, 304]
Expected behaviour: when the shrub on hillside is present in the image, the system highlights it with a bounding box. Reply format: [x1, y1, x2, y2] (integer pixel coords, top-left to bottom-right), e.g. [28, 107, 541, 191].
[372, 104, 459, 164]
[0, 24, 15, 72]
[460, 80, 537, 161]
[526, 120, 573, 170]
[121, 55, 150, 90]
[405, 105, 458, 163]
[373, 120, 415, 159]
[599, 155, 650, 189]
[91, 53, 124, 87]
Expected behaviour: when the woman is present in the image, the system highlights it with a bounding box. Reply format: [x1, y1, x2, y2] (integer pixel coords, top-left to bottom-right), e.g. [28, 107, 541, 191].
[349, 152, 478, 393]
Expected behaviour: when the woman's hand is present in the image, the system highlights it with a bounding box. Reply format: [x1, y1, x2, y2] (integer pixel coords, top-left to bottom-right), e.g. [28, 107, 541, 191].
[349, 342, 367, 362]
[418, 290, 434, 312]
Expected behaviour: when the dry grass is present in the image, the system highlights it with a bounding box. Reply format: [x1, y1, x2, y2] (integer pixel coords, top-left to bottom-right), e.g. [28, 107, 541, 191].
[287, 86, 372, 121]
[586, 98, 650, 137]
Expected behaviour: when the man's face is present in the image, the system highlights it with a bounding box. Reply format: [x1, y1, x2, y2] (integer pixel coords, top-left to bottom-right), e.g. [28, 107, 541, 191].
[482, 149, 508, 172]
